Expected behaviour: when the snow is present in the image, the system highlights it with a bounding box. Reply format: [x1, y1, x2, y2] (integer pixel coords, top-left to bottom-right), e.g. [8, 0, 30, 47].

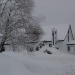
[41, 24, 70, 41]
[0, 53, 33, 75]
[34, 45, 60, 57]
[67, 40, 75, 45]
[1, 45, 75, 75]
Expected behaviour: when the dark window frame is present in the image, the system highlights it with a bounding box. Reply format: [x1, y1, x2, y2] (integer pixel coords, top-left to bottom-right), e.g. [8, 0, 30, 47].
[52, 31, 54, 45]
[68, 30, 69, 42]
[68, 46, 70, 51]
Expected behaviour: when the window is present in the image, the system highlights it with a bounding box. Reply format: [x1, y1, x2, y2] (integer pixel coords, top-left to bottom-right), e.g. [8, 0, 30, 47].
[68, 30, 69, 42]
[68, 30, 69, 34]
[52, 31, 54, 45]
[55, 31, 57, 34]
[52, 33, 54, 45]
[52, 31, 54, 35]
[68, 46, 70, 51]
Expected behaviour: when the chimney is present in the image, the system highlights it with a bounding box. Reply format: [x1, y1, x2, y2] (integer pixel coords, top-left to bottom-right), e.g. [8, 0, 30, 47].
[52, 28, 57, 46]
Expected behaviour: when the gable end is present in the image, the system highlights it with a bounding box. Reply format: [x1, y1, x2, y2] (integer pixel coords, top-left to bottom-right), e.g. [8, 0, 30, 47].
[64, 25, 74, 41]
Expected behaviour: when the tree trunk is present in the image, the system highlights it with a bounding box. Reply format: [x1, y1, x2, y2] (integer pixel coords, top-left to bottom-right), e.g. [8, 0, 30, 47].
[0, 41, 5, 52]
[0, 35, 7, 53]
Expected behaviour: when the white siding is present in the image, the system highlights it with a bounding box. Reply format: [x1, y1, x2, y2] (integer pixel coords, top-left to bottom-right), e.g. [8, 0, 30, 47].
[5, 45, 13, 51]
[70, 46, 75, 54]
[56, 41, 63, 51]
[57, 26, 74, 53]
[62, 26, 74, 52]
[67, 45, 75, 55]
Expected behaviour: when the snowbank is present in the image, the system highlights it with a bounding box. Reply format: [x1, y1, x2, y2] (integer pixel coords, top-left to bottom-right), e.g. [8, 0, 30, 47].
[0, 53, 33, 75]
[34, 45, 60, 57]
[2, 50, 75, 75]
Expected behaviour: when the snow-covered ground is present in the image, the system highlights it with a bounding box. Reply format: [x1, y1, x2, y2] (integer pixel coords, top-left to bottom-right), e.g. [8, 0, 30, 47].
[1, 45, 75, 75]
[0, 53, 33, 75]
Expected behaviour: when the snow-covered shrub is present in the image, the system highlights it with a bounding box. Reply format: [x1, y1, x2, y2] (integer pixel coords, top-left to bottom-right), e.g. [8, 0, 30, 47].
[44, 49, 52, 54]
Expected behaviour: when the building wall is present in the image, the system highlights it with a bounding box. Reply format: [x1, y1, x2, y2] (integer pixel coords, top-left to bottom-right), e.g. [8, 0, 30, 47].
[56, 26, 74, 53]
[70, 46, 75, 54]
[56, 41, 63, 51]
[67, 45, 75, 54]
[62, 26, 74, 53]
[44, 41, 52, 46]
[5, 45, 13, 51]
[69, 26, 74, 41]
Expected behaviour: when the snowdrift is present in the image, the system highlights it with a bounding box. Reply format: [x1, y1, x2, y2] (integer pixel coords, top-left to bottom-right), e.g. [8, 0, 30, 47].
[0, 53, 33, 75]
[2, 49, 75, 75]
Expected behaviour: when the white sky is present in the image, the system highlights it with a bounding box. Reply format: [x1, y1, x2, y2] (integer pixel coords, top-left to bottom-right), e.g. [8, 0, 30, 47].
[33, 0, 75, 33]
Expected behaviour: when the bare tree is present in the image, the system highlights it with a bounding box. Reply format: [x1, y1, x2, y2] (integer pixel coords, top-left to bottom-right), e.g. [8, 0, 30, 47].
[0, 0, 33, 52]
[10, 17, 44, 52]
[0, 0, 43, 52]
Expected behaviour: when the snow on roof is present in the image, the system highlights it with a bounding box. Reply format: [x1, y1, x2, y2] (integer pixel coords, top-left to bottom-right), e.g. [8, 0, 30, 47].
[41, 24, 70, 41]
[67, 40, 75, 45]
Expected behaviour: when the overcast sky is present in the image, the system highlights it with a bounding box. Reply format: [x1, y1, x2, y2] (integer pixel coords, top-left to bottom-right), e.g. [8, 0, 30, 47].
[33, 0, 75, 33]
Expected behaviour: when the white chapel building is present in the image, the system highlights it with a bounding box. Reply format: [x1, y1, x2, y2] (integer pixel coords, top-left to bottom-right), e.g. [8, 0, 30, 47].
[40, 24, 75, 53]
